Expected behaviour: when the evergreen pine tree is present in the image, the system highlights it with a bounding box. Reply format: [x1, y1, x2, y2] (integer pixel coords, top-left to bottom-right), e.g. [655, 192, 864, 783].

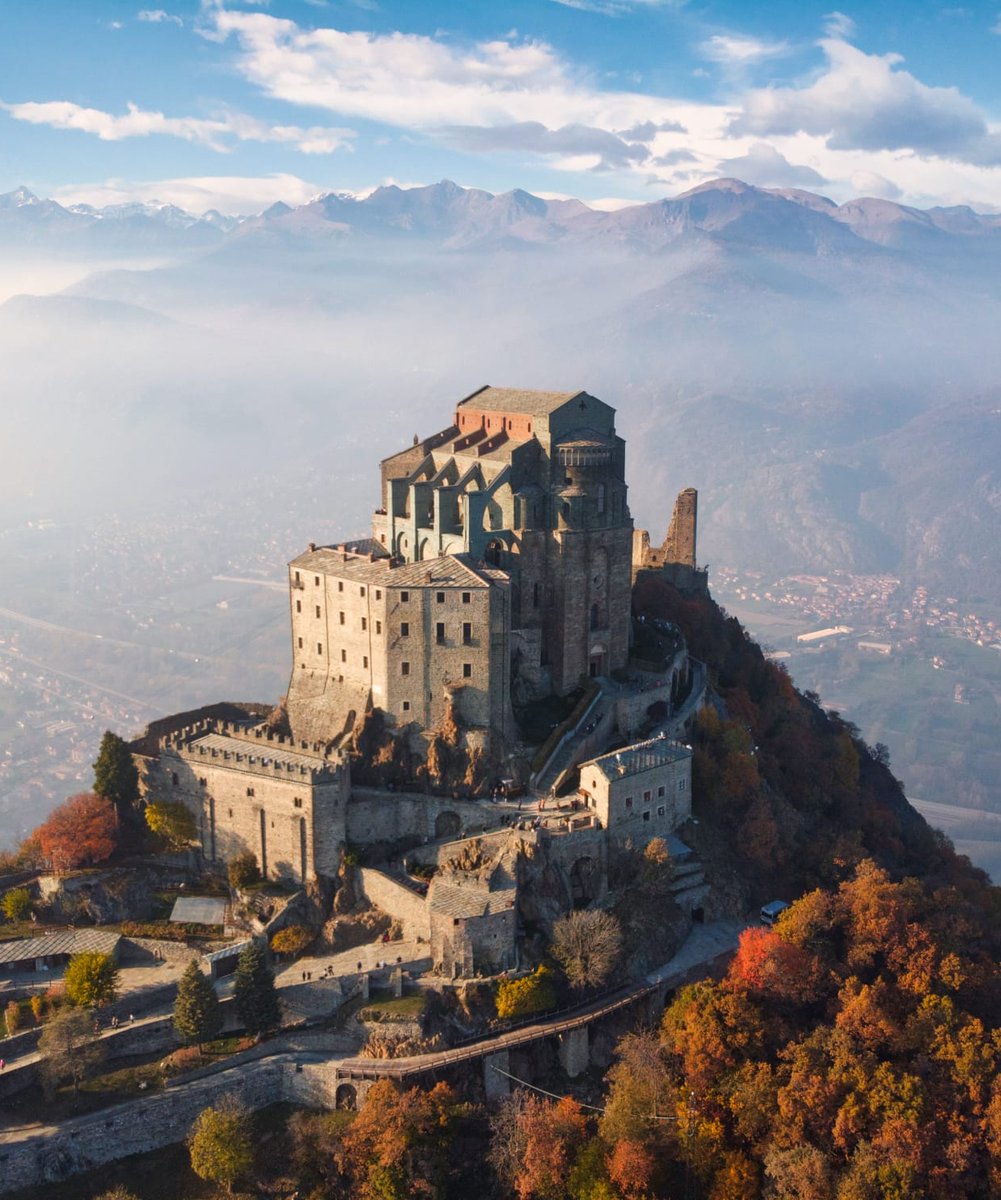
[93, 731, 140, 825]
[233, 941, 281, 1037]
[173, 959, 223, 1049]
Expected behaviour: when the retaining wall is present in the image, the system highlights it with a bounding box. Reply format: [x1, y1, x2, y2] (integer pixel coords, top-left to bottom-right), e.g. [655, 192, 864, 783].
[356, 869, 431, 942]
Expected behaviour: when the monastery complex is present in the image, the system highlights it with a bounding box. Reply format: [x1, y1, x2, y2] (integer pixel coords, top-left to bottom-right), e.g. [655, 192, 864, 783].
[133, 385, 709, 977]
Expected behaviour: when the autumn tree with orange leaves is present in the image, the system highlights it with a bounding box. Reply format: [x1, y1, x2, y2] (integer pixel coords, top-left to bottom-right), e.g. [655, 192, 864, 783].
[34, 792, 118, 872]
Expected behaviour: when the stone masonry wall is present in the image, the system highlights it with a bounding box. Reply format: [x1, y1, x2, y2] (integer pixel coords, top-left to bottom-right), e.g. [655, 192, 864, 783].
[0, 1055, 344, 1195]
[356, 868, 431, 942]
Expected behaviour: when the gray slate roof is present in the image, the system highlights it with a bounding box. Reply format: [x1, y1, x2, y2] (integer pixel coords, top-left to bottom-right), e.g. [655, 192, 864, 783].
[289, 548, 506, 591]
[0, 928, 120, 966]
[586, 736, 692, 782]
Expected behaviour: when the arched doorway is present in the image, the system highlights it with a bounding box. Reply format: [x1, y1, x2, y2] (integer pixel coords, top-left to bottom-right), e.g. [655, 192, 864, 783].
[435, 810, 461, 840]
[335, 1083, 357, 1110]
[485, 539, 503, 567]
[588, 643, 607, 678]
[569, 856, 600, 907]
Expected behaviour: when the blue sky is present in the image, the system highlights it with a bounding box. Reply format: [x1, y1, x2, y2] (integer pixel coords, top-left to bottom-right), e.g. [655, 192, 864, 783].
[3, 0, 1001, 213]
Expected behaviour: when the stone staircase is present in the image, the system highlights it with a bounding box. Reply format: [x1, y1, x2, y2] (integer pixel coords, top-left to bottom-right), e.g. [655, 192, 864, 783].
[669, 855, 709, 914]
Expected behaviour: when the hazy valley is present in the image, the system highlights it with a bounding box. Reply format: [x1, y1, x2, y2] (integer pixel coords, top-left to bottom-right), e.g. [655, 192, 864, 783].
[4, 177, 1001, 865]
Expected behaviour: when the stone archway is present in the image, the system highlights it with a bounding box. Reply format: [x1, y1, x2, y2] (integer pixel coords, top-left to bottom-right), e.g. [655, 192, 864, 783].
[569, 856, 601, 907]
[435, 810, 461, 840]
[335, 1083, 358, 1110]
[588, 642, 607, 679]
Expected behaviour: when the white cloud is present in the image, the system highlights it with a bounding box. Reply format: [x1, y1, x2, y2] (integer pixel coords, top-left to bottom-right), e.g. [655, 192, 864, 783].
[2, 99, 354, 155]
[204, 8, 690, 133]
[716, 142, 827, 187]
[732, 37, 1001, 165]
[699, 34, 790, 65]
[547, 0, 681, 13]
[138, 9, 183, 26]
[849, 170, 903, 200]
[51, 172, 321, 215]
[822, 11, 856, 39]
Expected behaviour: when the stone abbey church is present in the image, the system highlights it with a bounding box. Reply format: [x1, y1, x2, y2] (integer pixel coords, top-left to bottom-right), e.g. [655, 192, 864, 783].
[287, 386, 638, 752]
[134, 386, 699, 885]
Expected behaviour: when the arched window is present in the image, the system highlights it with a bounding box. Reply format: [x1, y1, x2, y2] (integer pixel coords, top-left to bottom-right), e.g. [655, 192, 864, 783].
[486, 539, 503, 567]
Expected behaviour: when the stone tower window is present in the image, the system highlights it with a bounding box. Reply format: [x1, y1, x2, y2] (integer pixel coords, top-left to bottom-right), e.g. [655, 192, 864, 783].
[338, 581, 344, 592]
[341, 649, 346, 662]
[462, 592, 471, 604]
[401, 622, 410, 637]
[401, 662, 411, 676]
[376, 620, 382, 634]
[315, 605, 321, 618]
[403, 700, 411, 712]
[298, 637, 303, 649]
[314, 576, 320, 586]
[597, 483, 606, 514]
[294, 797, 303, 809]
[363, 655, 369, 669]
[436, 591, 445, 603]
[247, 787, 255, 797]
[296, 600, 301, 613]
[401, 591, 410, 602]
[339, 612, 345, 625]
[361, 617, 367, 631]
[436, 622, 446, 644]
[462, 622, 472, 644]
[463, 663, 472, 678]
[317, 643, 323, 654]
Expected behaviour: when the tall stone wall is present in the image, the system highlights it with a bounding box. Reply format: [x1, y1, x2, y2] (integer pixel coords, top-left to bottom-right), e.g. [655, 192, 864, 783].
[0, 1056, 345, 1195]
[664, 488, 697, 569]
[356, 868, 431, 942]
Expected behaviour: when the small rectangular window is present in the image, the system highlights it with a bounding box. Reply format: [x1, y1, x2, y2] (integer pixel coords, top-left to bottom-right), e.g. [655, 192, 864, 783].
[643, 811, 651, 822]
[363, 655, 369, 669]
[463, 663, 472, 678]
[171, 772, 178, 786]
[657, 786, 665, 797]
[376, 589, 382, 600]
[338, 581, 344, 592]
[297, 636, 303, 649]
[643, 790, 652, 803]
[436, 622, 446, 644]
[199, 777, 206, 787]
[314, 576, 320, 586]
[462, 621, 472, 644]
[360, 586, 366, 597]
[436, 591, 445, 604]
[401, 591, 410, 602]
[625, 796, 633, 809]
[341, 649, 347, 663]
[401, 622, 410, 637]
[401, 662, 411, 676]
[361, 617, 367, 631]
[294, 571, 300, 583]
[376, 620, 382, 634]
[402, 700, 411, 712]
[317, 642, 323, 654]
[247, 787, 255, 797]
[315, 605, 321, 618]
[339, 611, 345, 625]
[294, 797, 303, 809]
[228, 807, 233, 818]
[462, 592, 471, 604]
[296, 599, 301, 613]
[658, 806, 665, 816]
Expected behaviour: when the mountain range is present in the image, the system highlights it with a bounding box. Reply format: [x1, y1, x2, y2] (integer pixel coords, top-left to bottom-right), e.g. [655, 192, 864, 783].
[3, 176, 1001, 603]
